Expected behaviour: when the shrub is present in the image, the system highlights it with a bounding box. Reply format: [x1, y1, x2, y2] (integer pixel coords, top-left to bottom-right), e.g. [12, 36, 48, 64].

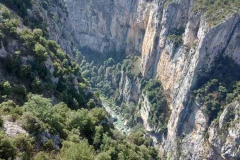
[1, 7, 11, 19]
[14, 134, 34, 159]
[1, 0, 32, 18]
[34, 43, 48, 62]
[31, 78, 42, 93]
[144, 79, 169, 129]
[87, 99, 96, 109]
[19, 65, 31, 78]
[33, 152, 50, 160]
[194, 56, 240, 122]
[61, 141, 95, 160]
[24, 95, 64, 135]
[43, 139, 55, 151]
[3, 81, 11, 95]
[22, 112, 44, 134]
[0, 132, 17, 160]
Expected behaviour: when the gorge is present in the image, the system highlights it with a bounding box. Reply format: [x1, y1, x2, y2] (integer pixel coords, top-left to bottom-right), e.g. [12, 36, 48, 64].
[0, 0, 240, 159]
[63, 0, 240, 159]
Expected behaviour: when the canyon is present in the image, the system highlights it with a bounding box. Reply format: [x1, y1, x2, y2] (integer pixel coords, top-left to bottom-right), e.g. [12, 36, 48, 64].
[61, 0, 240, 159]
[0, 0, 240, 159]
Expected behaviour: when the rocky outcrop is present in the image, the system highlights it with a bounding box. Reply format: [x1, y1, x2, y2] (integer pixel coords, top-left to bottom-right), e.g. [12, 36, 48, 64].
[118, 71, 141, 104]
[139, 93, 153, 132]
[207, 101, 240, 160]
[3, 121, 28, 137]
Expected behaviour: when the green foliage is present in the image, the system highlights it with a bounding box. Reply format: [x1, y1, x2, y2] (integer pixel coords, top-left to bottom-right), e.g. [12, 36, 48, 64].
[31, 78, 42, 93]
[96, 152, 111, 160]
[61, 140, 95, 160]
[167, 27, 185, 46]
[1, 0, 32, 18]
[19, 65, 31, 78]
[22, 112, 45, 134]
[87, 99, 96, 109]
[104, 58, 115, 66]
[14, 134, 34, 160]
[0, 95, 158, 159]
[194, 56, 240, 122]
[33, 152, 50, 160]
[144, 79, 169, 131]
[1, 7, 11, 19]
[127, 130, 152, 146]
[195, 0, 240, 26]
[43, 139, 55, 151]
[0, 117, 3, 127]
[34, 43, 48, 62]
[0, 132, 17, 160]
[5, 53, 21, 73]
[0, 3, 158, 160]
[0, 8, 96, 109]
[24, 94, 64, 135]
[0, 18, 20, 38]
[3, 81, 11, 95]
[167, 34, 183, 45]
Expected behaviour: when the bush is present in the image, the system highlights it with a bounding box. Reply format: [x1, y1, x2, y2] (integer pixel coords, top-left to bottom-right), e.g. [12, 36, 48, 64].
[61, 141, 95, 160]
[22, 112, 44, 134]
[0, 132, 17, 160]
[14, 134, 34, 159]
[19, 65, 31, 78]
[1, 7, 11, 19]
[34, 43, 48, 62]
[33, 152, 50, 160]
[87, 99, 96, 109]
[24, 94, 64, 135]
[144, 79, 169, 129]
[3, 81, 11, 95]
[194, 56, 240, 122]
[43, 139, 55, 151]
[31, 78, 42, 93]
[1, 0, 32, 18]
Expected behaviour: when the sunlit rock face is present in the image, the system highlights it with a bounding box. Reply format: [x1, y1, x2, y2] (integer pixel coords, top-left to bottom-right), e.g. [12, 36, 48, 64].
[64, 0, 152, 55]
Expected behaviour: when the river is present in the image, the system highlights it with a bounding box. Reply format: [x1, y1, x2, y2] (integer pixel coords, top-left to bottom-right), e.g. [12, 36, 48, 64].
[101, 96, 131, 135]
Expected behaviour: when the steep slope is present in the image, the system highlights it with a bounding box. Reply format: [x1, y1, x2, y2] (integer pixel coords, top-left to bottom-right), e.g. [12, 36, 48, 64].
[0, 2, 158, 160]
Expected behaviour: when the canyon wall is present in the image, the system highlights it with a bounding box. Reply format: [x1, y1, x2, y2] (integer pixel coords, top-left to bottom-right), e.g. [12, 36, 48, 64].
[61, 0, 240, 159]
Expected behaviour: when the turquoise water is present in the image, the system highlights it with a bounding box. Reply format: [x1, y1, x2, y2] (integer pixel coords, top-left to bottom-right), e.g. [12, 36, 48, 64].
[101, 97, 130, 134]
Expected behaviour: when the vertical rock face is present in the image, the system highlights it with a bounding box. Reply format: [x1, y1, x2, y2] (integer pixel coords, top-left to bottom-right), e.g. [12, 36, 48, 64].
[59, 0, 240, 159]
[64, 0, 152, 55]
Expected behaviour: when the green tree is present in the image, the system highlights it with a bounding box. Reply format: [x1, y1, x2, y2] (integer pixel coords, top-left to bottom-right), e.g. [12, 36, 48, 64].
[96, 152, 111, 160]
[14, 134, 34, 160]
[87, 99, 96, 109]
[33, 152, 50, 160]
[61, 141, 95, 160]
[31, 78, 42, 93]
[34, 43, 48, 62]
[0, 132, 17, 160]
[3, 81, 11, 95]
[19, 65, 31, 78]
